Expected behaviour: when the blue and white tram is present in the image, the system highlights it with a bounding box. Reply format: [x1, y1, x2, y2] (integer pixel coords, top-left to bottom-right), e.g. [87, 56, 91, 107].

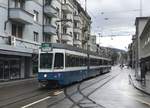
[38, 43, 111, 87]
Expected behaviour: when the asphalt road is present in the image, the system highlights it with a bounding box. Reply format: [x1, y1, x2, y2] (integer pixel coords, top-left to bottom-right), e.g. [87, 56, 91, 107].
[1, 66, 150, 108]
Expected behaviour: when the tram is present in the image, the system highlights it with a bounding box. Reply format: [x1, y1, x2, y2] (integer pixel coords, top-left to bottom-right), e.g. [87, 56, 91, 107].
[38, 43, 111, 87]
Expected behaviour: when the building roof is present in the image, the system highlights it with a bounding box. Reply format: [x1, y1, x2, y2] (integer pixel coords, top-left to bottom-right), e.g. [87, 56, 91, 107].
[135, 17, 150, 25]
[140, 18, 150, 39]
[73, 0, 91, 20]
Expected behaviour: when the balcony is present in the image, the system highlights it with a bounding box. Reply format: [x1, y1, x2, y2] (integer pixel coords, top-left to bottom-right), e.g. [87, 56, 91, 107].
[74, 39, 81, 45]
[9, 8, 34, 24]
[44, 5, 58, 17]
[74, 27, 81, 34]
[44, 24, 56, 35]
[82, 36, 88, 44]
[62, 34, 72, 41]
[62, 4, 72, 14]
[74, 15, 81, 22]
[62, 20, 72, 28]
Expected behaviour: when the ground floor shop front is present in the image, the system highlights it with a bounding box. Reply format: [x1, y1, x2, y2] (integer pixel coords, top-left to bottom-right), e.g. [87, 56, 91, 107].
[0, 54, 37, 81]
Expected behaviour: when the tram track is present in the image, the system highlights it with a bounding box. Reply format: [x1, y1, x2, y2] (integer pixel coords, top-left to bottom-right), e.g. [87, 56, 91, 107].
[0, 88, 41, 102]
[1, 73, 114, 108]
[0, 88, 59, 108]
[47, 74, 111, 107]
[64, 73, 121, 108]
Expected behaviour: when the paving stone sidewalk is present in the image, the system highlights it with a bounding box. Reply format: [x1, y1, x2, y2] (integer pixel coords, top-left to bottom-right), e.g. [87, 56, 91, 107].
[129, 69, 150, 95]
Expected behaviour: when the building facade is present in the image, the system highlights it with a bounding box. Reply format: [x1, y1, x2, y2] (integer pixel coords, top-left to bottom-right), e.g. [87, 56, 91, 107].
[133, 17, 149, 79]
[88, 35, 97, 52]
[0, 0, 91, 81]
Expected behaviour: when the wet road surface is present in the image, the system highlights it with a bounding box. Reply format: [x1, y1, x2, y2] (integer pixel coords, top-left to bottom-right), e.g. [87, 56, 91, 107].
[1, 66, 150, 108]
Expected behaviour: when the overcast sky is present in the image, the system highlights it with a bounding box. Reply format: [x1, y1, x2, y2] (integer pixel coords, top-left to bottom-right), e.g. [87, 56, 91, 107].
[78, 0, 150, 50]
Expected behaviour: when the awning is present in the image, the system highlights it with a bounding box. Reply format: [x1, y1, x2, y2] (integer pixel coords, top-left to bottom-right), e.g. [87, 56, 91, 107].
[0, 50, 32, 57]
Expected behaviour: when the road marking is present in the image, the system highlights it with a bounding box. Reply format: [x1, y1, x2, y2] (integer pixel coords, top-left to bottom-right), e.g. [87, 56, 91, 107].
[21, 96, 51, 108]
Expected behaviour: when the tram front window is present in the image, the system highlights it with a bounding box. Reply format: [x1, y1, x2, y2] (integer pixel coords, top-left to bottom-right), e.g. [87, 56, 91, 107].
[54, 53, 64, 69]
[40, 53, 53, 69]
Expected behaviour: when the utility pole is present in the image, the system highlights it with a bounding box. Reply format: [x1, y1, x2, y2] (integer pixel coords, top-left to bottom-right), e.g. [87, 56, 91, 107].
[140, 0, 143, 17]
[98, 33, 101, 46]
[85, 0, 87, 11]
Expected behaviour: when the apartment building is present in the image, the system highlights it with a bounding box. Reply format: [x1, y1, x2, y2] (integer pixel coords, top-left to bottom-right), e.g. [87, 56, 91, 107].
[60, 0, 91, 49]
[0, 0, 91, 81]
[137, 17, 150, 78]
[88, 35, 97, 52]
[0, 0, 59, 81]
[131, 35, 137, 69]
[132, 17, 150, 79]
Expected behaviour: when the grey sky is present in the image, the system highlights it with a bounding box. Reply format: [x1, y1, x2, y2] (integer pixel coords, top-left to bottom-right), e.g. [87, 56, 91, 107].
[78, 0, 150, 50]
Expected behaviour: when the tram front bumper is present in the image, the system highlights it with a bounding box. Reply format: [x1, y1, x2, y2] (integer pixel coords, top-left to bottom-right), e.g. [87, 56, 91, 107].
[38, 72, 62, 81]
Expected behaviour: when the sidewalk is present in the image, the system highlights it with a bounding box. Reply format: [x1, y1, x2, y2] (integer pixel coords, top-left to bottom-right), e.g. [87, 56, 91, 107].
[129, 69, 150, 95]
[0, 77, 38, 88]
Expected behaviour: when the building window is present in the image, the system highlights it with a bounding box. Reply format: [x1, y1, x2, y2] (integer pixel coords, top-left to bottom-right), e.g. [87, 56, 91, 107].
[43, 34, 51, 42]
[44, 15, 51, 25]
[74, 11, 77, 15]
[74, 21, 78, 28]
[62, 0, 66, 4]
[15, 0, 25, 9]
[63, 14, 67, 19]
[33, 10, 39, 22]
[45, 0, 52, 5]
[56, 8, 60, 17]
[74, 33, 79, 40]
[33, 32, 39, 42]
[12, 24, 23, 38]
[63, 27, 67, 34]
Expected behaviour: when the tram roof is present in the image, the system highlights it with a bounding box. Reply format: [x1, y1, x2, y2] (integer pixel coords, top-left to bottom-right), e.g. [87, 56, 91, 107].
[41, 43, 111, 61]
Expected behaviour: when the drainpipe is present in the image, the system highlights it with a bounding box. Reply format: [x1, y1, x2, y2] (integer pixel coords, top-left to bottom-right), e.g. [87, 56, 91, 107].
[42, 0, 44, 43]
[60, 0, 62, 44]
[4, 0, 10, 31]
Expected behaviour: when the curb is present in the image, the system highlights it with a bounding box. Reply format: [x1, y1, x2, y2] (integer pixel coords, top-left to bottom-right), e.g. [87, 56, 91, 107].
[129, 74, 150, 96]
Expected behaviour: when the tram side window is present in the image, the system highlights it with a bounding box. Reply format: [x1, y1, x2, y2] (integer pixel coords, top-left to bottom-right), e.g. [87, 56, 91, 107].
[99, 59, 102, 65]
[65, 54, 88, 67]
[65, 54, 70, 67]
[54, 53, 64, 69]
[103, 60, 108, 65]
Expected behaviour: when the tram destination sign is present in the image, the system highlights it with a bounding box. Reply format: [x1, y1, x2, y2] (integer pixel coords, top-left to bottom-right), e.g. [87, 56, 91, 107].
[41, 43, 52, 52]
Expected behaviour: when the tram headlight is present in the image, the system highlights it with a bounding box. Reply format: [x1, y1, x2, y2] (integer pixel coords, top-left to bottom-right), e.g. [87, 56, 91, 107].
[44, 74, 47, 78]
